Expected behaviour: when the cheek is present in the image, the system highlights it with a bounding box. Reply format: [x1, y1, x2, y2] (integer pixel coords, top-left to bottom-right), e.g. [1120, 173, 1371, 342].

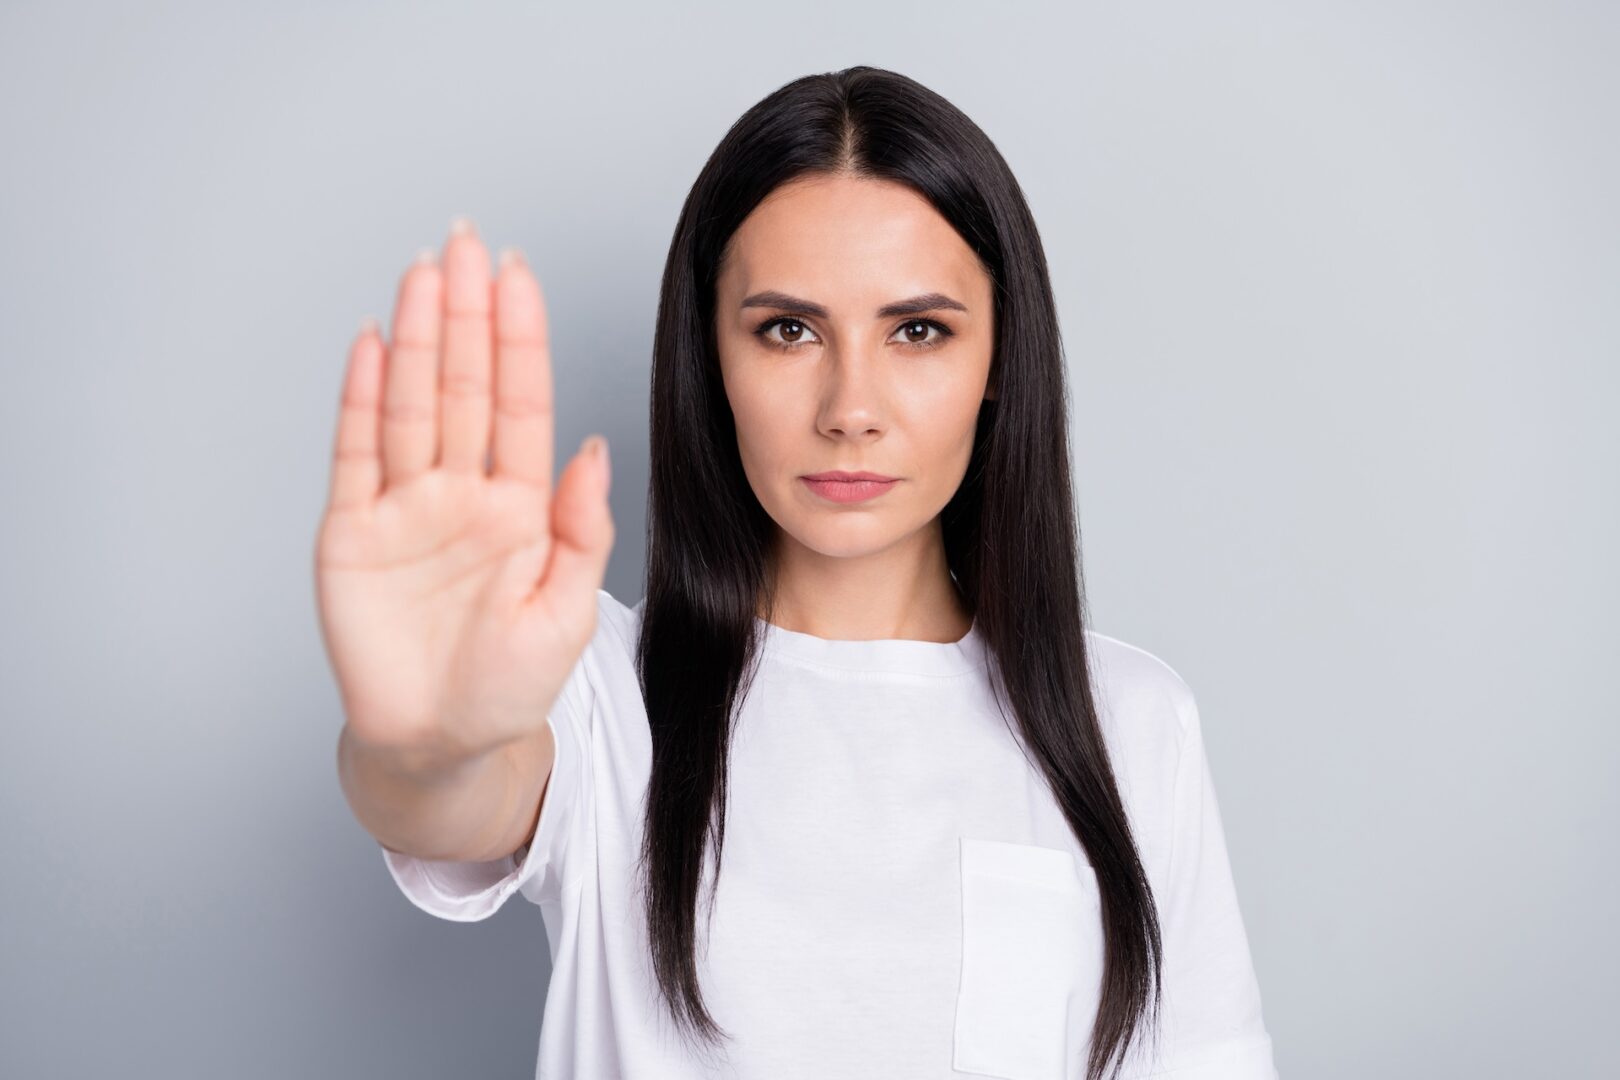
[902, 373, 984, 458]
[723, 369, 795, 476]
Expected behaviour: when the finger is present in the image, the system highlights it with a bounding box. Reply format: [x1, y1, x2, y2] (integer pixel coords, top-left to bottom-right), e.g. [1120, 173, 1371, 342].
[326, 317, 386, 513]
[439, 216, 494, 474]
[382, 251, 444, 488]
[491, 248, 553, 495]
[529, 435, 613, 615]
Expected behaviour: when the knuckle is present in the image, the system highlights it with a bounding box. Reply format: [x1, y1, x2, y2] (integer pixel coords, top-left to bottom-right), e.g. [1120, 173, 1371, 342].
[439, 372, 490, 399]
[381, 400, 435, 424]
[390, 335, 438, 354]
[496, 332, 551, 353]
[494, 394, 553, 421]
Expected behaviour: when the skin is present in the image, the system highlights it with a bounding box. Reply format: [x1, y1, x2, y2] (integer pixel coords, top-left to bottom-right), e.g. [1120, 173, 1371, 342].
[713, 172, 998, 645]
[323, 179, 995, 860]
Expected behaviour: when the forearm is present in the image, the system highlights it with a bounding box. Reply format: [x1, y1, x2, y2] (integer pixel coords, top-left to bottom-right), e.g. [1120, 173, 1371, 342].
[336, 722, 518, 864]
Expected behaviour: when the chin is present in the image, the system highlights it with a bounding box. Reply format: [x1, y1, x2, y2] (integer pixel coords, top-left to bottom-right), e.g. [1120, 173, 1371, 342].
[781, 516, 907, 559]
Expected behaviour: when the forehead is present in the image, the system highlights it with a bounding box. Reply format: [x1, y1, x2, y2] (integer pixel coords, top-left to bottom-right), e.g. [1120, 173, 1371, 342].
[720, 174, 986, 303]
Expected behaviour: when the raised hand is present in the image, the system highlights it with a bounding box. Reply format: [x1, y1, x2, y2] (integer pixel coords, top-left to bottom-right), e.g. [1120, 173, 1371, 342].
[314, 217, 614, 768]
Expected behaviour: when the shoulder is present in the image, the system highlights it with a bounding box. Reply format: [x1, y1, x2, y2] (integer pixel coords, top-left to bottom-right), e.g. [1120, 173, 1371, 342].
[1081, 630, 1206, 872]
[1082, 628, 1197, 746]
[553, 590, 641, 720]
[573, 589, 640, 680]
[592, 588, 640, 648]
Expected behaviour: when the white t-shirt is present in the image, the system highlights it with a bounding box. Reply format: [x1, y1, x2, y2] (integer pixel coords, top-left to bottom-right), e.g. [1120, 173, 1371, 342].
[381, 589, 1278, 1080]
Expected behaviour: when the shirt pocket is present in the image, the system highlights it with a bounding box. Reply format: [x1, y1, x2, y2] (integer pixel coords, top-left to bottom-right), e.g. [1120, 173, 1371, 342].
[953, 836, 1104, 1080]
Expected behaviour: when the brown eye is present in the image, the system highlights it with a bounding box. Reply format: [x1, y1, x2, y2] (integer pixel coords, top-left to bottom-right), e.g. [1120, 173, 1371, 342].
[753, 317, 822, 350]
[892, 319, 954, 350]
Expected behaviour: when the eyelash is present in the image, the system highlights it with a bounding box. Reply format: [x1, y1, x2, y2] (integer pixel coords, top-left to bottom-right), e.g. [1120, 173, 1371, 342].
[751, 316, 956, 353]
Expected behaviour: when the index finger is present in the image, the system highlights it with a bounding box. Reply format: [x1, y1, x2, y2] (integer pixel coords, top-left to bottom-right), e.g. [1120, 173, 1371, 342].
[490, 248, 554, 495]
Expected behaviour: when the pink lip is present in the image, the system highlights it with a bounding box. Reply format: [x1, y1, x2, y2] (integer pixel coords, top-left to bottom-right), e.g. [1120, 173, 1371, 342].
[799, 471, 900, 504]
[803, 470, 898, 483]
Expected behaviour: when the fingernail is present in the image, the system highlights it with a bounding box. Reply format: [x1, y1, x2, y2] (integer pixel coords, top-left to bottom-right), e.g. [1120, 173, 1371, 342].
[413, 247, 436, 265]
[450, 215, 474, 236]
[358, 315, 380, 336]
[498, 247, 525, 269]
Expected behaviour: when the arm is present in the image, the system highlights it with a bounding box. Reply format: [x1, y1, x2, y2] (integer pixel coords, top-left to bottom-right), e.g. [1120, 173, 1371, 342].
[336, 720, 555, 865]
[1137, 687, 1277, 1078]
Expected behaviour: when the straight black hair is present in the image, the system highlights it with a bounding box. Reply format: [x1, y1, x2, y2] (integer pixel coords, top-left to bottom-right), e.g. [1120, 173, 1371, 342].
[633, 65, 1163, 1080]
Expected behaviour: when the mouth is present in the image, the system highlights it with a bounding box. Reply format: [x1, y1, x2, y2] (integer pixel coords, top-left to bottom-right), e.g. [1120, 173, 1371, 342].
[801, 470, 899, 483]
[799, 471, 901, 504]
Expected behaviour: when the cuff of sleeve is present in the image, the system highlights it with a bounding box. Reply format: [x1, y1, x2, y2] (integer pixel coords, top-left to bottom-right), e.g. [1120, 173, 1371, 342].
[380, 707, 581, 921]
[380, 830, 549, 923]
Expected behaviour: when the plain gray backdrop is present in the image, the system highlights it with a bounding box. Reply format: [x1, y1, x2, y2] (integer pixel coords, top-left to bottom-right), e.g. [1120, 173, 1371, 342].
[2, 2, 1615, 1077]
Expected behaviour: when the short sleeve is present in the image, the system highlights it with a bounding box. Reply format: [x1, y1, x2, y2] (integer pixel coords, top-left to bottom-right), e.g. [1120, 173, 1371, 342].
[379, 615, 599, 922]
[1133, 688, 1278, 1079]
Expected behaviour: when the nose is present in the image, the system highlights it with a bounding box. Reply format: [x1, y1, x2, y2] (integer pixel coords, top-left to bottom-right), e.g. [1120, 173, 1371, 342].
[815, 344, 886, 439]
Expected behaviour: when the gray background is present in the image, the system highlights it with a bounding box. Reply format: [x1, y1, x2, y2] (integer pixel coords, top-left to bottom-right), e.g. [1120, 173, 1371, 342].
[2, 2, 1614, 1077]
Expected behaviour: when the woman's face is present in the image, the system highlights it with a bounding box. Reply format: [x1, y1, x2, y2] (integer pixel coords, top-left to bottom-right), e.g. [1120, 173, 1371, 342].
[713, 173, 996, 567]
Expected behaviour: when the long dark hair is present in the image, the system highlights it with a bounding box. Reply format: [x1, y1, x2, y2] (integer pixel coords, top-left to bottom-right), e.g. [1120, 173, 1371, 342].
[634, 65, 1163, 1080]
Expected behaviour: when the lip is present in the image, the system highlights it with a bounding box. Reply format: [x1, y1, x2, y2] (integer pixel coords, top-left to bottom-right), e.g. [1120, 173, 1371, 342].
[799, 471, 900, 504]
[802, 470, 899, 483]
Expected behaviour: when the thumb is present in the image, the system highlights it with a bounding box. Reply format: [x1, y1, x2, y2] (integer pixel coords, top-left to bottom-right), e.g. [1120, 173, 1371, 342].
[529, 434, 614, 615]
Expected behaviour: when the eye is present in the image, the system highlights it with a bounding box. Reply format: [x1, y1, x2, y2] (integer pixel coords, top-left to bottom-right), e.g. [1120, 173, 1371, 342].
[751, 316, 957, 352]
[753, 317, 822, 350]
[891, 318, 955, 350]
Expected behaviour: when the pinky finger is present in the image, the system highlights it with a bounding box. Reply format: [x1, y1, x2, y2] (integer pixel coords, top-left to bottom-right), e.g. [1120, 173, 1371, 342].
[327, 317, 387, 513]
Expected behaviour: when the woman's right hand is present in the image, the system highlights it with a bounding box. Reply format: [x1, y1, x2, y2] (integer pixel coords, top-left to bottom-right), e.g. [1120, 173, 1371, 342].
[313, 217, 615, 767]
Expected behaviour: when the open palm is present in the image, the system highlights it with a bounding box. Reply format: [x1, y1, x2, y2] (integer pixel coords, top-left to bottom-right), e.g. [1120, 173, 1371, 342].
[313, 218, 614, 766]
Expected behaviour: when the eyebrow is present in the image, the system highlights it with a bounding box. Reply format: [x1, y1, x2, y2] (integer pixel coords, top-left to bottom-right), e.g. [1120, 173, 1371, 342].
[739, 290, 969, 319]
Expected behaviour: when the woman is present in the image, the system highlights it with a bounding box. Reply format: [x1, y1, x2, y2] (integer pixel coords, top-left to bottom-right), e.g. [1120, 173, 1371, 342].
[319, 66, 1277, 1080]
